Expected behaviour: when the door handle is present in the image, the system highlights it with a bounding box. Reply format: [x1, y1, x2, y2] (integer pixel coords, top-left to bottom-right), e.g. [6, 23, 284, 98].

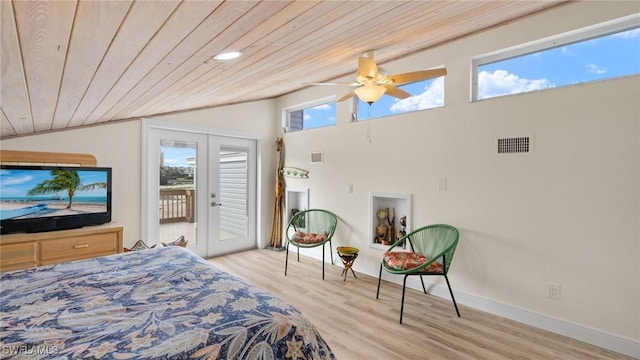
[211, 202, 223, 207]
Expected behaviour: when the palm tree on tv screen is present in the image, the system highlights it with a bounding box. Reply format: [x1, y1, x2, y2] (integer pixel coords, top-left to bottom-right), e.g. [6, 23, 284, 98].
[27, 169, 106, 209]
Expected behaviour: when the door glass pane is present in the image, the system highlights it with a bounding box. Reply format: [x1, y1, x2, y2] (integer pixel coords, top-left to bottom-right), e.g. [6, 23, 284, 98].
[219, 147, 248, 241]
[159, 139, 196, 247]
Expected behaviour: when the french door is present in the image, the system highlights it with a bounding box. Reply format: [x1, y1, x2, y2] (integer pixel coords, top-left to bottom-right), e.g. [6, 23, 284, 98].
[207, 135, 256, 256]
[144, 126, 256, 258]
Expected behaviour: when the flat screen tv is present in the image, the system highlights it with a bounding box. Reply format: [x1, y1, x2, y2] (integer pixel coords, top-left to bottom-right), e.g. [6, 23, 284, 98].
[0, 165, 112, 234]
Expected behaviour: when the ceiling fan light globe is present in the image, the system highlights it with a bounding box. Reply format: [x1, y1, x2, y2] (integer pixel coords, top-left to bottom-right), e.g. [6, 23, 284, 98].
[354, 84, 386, 104]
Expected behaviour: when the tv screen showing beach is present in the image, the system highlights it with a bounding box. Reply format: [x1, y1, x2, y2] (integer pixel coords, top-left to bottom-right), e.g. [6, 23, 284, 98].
[0, 168, 109, 221]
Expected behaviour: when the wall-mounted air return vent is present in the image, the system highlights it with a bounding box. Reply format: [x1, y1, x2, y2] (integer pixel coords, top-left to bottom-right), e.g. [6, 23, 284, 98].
[310, 151, 324, 164]
[495, 135, 533, 155]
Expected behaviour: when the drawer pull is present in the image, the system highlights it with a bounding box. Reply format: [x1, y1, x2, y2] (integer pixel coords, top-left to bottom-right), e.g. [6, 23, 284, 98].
[73, 244, 89, 249]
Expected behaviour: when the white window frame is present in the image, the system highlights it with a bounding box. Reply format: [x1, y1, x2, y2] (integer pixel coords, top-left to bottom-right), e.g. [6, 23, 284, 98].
[471, 13, 640, 102]
[282, 95, 337, 133]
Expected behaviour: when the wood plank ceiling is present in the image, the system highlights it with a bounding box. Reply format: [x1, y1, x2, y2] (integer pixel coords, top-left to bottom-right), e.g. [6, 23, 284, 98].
[0, 0, 569, 139]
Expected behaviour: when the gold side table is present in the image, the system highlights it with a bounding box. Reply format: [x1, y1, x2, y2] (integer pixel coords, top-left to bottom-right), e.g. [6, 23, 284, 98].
[337, 247, 359, 281]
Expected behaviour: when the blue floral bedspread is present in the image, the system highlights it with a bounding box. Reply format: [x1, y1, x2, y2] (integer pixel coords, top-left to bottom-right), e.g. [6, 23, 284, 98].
[0, 247, 336, 359]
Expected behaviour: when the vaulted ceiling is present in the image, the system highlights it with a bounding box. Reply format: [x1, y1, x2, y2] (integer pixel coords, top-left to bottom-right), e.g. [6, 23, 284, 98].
[1, 0, 569, 139]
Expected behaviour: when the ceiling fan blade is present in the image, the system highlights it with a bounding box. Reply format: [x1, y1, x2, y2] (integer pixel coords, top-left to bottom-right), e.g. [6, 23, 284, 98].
[384, 85, 411, 99]
[386, 68, 447, 85]
[337, 91, 356, 102]
[358, 57, 378, 80]
[304, 82, 359, 86]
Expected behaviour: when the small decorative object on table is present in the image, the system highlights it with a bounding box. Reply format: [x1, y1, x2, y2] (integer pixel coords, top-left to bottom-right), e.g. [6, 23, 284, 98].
[337, 246, 359, 281]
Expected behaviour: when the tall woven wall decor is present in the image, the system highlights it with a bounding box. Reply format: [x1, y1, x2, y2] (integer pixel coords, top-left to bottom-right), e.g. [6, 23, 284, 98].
[268, 138, 285, 249]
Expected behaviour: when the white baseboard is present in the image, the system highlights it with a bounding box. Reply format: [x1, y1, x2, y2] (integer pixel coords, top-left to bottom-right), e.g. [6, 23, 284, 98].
[398, 277, 640, 359]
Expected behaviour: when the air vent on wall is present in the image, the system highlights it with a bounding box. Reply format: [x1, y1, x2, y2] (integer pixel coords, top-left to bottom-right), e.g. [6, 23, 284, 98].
[310, 151, 323, 164]
[495, 135, 533, 155]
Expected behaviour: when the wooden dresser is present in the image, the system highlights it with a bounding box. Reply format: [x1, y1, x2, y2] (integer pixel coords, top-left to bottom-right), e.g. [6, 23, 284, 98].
[0, 150, 124, 272]
[0, 223, 123, 272]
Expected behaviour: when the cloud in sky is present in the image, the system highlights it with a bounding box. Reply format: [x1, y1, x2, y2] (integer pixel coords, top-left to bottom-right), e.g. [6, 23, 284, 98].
[586, 63, 607, 74]
[390, 77, 445, 112]
[560, 46, 575, 56]
[0, 174, 33, 186]
[304, 103, 335, 120]
[477, 70, 554, 99]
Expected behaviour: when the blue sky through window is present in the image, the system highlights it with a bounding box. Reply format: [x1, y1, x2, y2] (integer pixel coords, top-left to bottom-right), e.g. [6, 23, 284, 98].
[301, 102, 336, 130]
[290, 25, 640, 130]
[161, 147, 196, 167]
[357, 77, 444, 120]
[357, 26, 640, 118]
[478, 27, 640, 99]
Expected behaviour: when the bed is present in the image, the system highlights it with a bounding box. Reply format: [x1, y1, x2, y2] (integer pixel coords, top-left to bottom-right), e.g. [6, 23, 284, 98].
[0, 246, 336, 359]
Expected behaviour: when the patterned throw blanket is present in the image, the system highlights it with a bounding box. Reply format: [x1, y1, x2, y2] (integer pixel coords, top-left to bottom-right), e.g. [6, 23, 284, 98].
[0, 247, 336, 359]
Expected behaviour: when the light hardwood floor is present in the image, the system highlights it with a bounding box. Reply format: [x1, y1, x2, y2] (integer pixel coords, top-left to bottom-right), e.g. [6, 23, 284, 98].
[209, 249, 631, 360]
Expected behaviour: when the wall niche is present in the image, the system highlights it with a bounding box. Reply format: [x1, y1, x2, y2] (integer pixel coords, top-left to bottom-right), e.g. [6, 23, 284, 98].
[285, 187, 309, 227]
[369, 192, 412, 251]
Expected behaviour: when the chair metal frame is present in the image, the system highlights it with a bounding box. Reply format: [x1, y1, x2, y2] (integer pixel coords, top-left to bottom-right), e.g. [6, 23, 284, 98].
[376, 224, 461, 323]
[284, 209, 337, 279]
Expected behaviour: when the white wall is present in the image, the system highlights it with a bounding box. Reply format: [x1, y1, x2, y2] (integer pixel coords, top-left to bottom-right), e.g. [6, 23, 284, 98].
[1, 100, 279, 249]
[277, 0, 639, 351]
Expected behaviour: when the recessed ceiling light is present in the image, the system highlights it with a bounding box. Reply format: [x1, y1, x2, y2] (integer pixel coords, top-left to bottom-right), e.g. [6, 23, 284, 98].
[213, 51, 243, 61]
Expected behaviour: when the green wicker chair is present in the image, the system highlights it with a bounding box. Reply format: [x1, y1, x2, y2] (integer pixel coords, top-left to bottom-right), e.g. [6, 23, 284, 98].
[284, 209, 337, 279]
[376, 224, 460, 323]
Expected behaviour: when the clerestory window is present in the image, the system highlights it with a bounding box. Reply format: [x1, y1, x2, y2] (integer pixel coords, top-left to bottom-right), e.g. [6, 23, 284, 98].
[472, 14, 640, 101]
[284, 97, 336, 133]
[355, 76, 445, 121]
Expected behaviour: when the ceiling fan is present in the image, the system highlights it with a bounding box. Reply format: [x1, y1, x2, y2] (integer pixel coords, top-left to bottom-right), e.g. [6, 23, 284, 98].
[308, 51, 447, 104]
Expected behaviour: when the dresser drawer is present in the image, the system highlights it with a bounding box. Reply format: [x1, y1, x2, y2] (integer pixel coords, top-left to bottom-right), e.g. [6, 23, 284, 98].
[1, 224, 123, 271]
[40, 232, 118, 263]
[0, 242, 37, 271]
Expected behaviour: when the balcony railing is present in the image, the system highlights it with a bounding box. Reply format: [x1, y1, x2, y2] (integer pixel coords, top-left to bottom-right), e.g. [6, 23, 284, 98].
[159, 188, 194, 224]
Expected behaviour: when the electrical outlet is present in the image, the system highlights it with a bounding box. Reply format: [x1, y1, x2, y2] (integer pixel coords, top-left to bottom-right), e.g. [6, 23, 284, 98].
[547, 283, 561, 300]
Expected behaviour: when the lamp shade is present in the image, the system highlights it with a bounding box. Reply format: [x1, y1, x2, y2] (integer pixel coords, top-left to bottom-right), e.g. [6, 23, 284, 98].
[354, 84, 386, 104]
